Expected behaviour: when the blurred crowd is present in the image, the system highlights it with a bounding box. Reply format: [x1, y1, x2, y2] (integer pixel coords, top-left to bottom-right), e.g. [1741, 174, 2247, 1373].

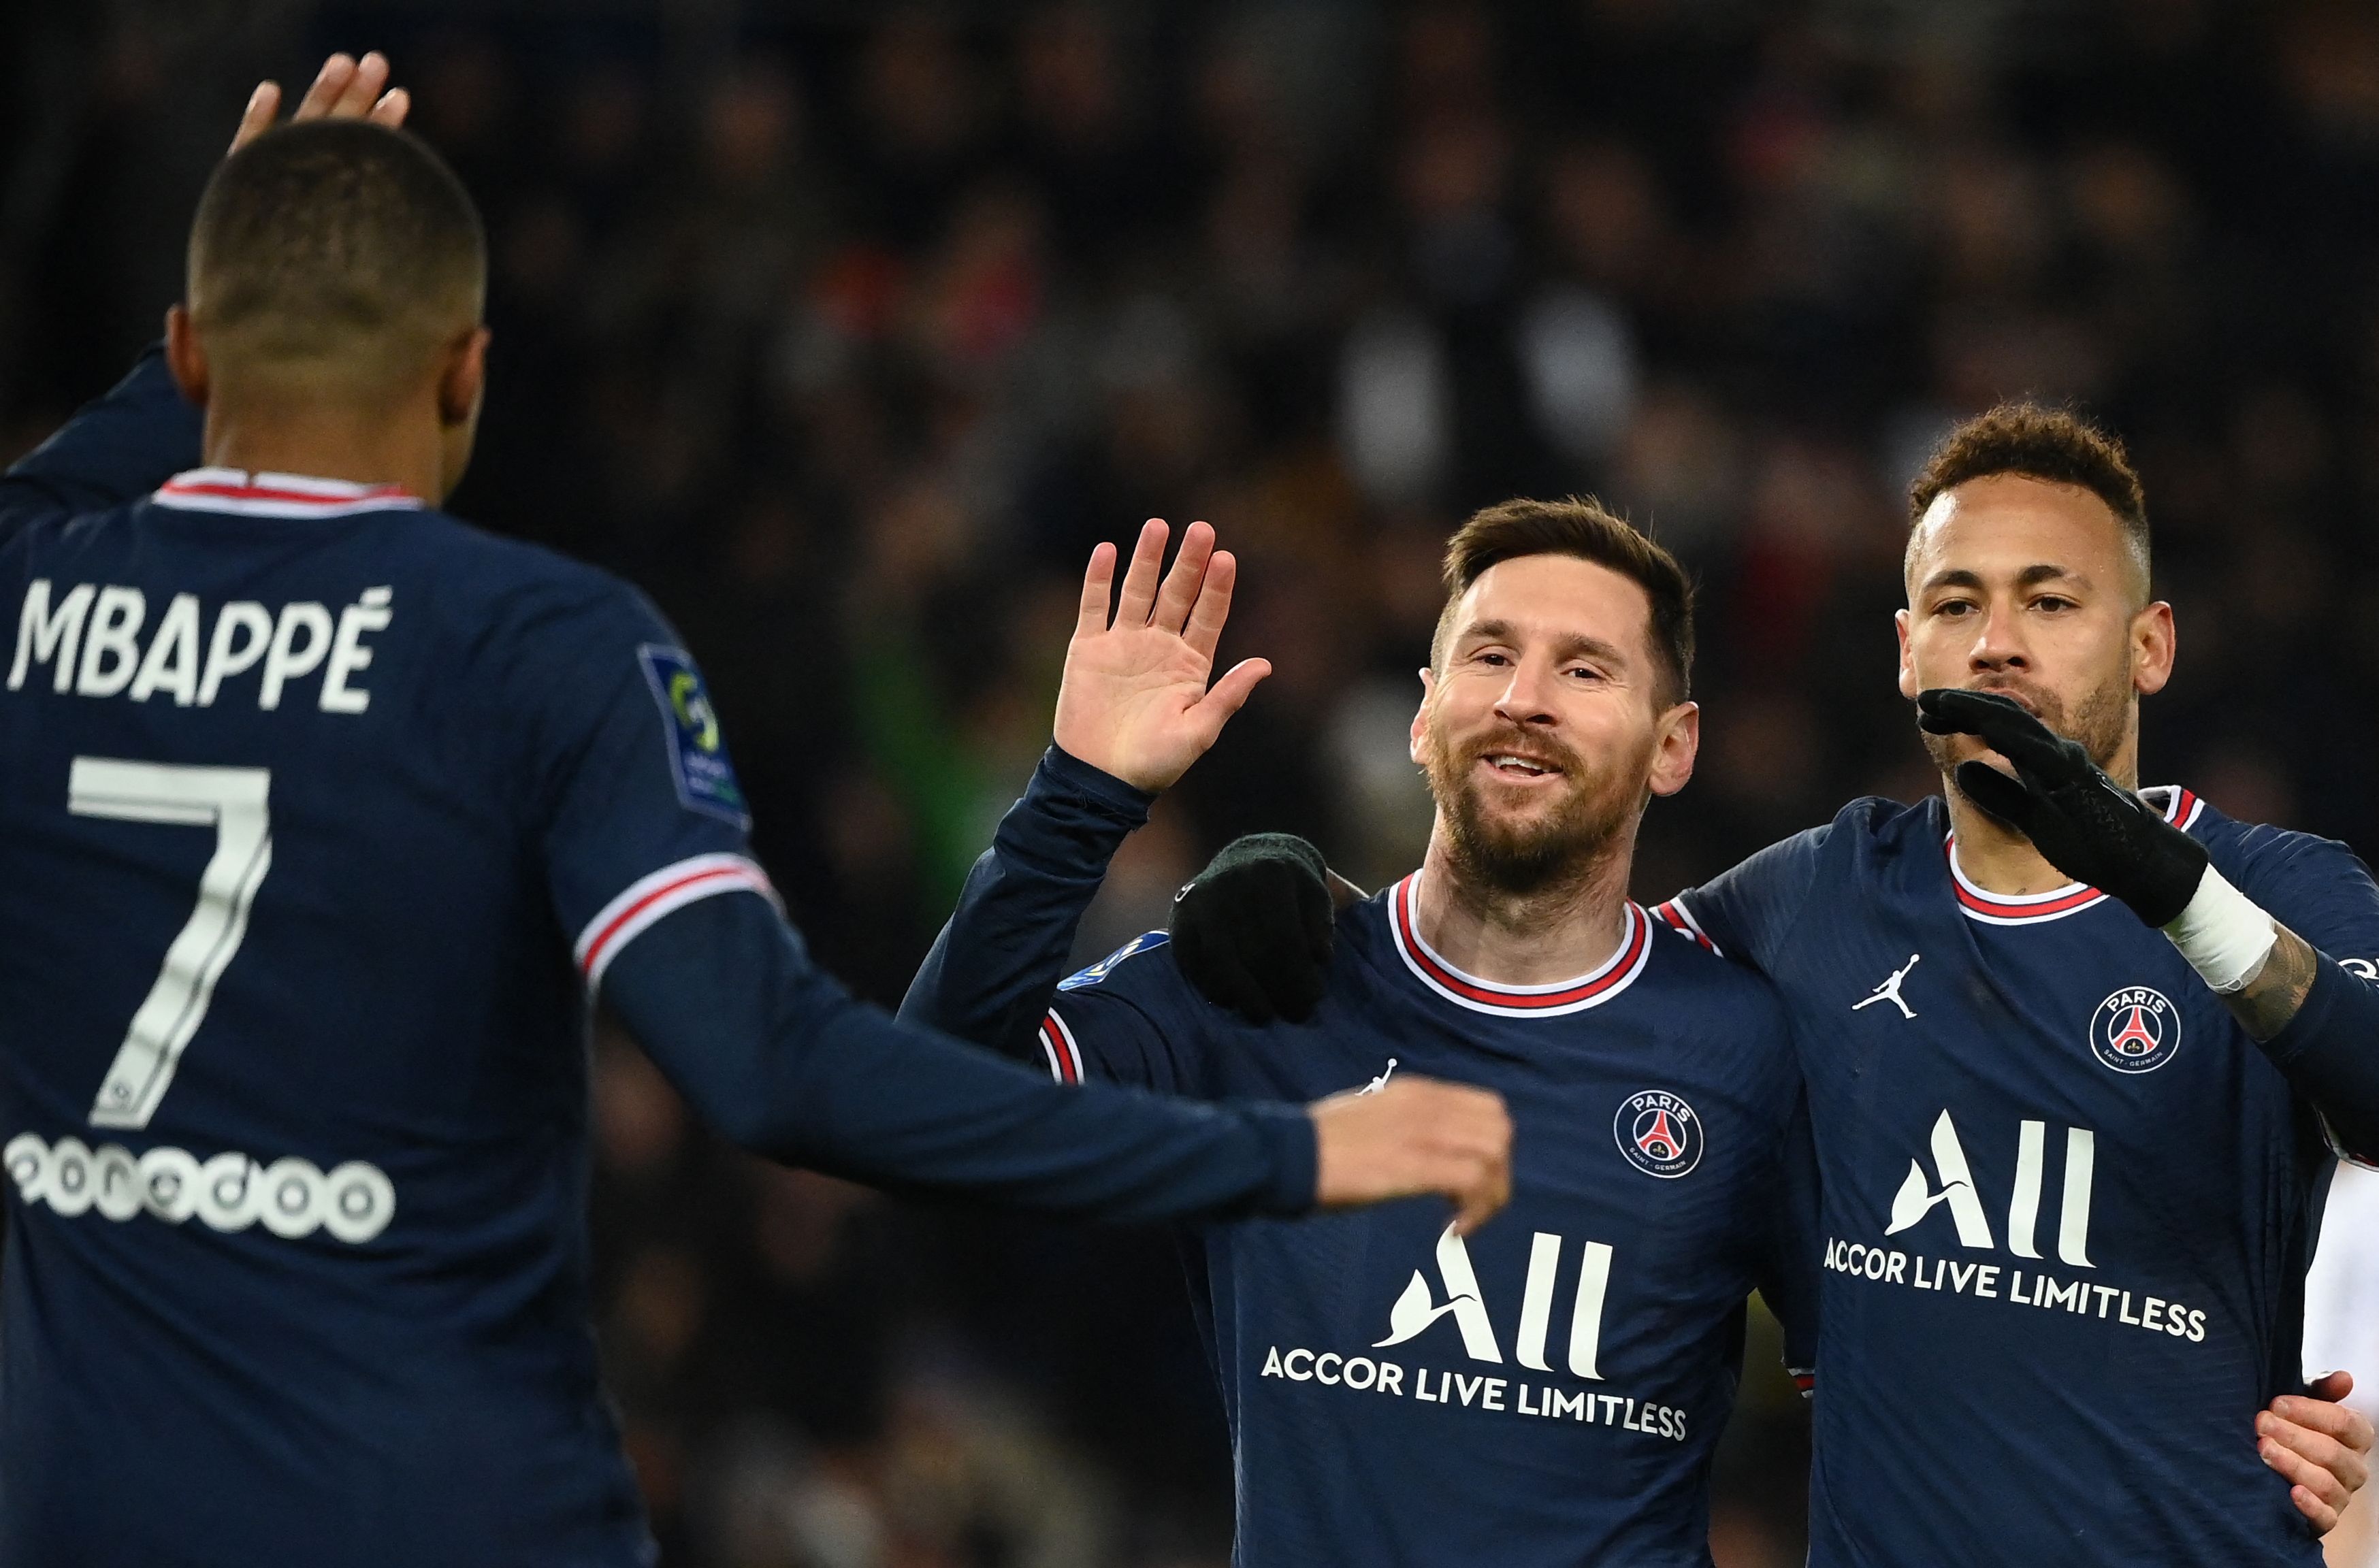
[9, 1, 2379, 1563]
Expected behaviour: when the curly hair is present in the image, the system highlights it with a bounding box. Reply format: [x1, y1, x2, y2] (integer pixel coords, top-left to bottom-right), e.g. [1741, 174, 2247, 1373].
[1907, 403, 2150, 595]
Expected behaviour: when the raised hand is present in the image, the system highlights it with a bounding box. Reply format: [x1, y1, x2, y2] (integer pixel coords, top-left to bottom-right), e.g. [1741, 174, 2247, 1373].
[1052, 519, 1271, 792]
[229, 51, 411, 156]
[1310, 1076, 1513, 1236]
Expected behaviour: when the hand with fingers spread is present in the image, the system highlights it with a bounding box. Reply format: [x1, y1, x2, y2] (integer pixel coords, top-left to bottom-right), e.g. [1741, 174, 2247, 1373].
[1054, 519, 1272, 793]
[2259, 1371, 2374, 1534]
[1309, 1076, 1513, 1236]
[229, 50, 411, 157]
[1916, 687, 2207, 926]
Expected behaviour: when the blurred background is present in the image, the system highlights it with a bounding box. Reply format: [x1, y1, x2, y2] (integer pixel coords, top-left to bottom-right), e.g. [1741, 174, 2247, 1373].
[6, 1, 2379, 1563]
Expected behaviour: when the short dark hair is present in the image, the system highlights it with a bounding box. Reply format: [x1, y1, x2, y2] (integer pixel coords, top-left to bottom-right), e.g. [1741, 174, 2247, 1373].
[1432, 497, 1695, 705]
[1907, 403, 2150, 593]
[188, 120, 485, 381]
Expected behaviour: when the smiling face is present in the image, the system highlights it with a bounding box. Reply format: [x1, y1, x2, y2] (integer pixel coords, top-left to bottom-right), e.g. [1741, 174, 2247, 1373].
[1414, 553, 1698, 895]
[1896, 472, 2174, 789]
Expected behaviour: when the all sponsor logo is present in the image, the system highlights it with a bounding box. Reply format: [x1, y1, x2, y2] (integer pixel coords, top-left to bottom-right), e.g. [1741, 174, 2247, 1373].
[1252, 1224, 1690, 1442]
[1843, 1109, 2213, 1348]
[2090, 985, 2180, 1075]
[1884, 1109, 2094, 1264]
[1613, 1089, 1702, 1179]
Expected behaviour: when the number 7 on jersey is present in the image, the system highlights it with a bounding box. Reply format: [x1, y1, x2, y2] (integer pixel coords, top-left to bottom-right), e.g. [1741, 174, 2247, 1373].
[67, 758, 272, 1130]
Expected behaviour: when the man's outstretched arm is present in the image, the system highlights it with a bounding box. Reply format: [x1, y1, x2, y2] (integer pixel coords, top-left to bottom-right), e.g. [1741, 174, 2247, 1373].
[610, 890, 1507, 1230]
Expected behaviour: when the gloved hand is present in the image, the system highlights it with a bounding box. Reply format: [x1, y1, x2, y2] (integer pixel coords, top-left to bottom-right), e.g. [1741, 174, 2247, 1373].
[1169, 833, 1337, 1024]
[1917, 687, 2207, 926]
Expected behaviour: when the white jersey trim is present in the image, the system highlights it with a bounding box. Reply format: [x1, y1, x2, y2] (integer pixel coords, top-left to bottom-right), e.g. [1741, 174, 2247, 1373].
[1653, 897, 1723, 957]
[152, 467, 426, 519]
[575, 853, 778, 989]
[1039, 1011, 1087, 1084]
[1946, 837, 2109, 926]
[1946, 785, 2201, 927]
[1388, 872, 1653, 1017]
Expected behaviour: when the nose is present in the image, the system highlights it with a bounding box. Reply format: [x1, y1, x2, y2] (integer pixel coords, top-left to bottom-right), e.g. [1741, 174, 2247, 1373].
[1492, 656, 1561, 727]
[1968, 599, 2030, 676]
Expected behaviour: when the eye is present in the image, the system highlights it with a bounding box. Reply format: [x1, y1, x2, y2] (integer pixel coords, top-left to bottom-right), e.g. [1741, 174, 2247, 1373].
[2033, 595, 2077, 613]
[1472, 650, 1510, 668]
[1564, 664, 1607, 683]
[1935, 598, 1977, 618]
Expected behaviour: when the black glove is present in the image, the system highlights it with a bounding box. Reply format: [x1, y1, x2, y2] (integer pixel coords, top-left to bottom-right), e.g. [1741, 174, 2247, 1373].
[1169, 833, 1337, 1024]
[1916, 687, 2207, 926]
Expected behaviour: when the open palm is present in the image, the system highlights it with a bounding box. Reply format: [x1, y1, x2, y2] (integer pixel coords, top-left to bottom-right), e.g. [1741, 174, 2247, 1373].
[1053, 519, 1272, 792]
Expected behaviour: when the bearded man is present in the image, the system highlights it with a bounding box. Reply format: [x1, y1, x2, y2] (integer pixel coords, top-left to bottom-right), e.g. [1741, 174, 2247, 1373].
[903, 503, 1817, 1567]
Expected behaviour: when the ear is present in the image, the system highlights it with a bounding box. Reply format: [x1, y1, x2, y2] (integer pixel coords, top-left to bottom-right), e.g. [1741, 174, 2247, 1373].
[164, 306, 209, 408]
[1408, 667, 1435, 767]
[2131, 600, 2175, 696]
[1894, 606, 1918, 700]
[1647, 700, 1699, 798]
[437, 326, 491, 427]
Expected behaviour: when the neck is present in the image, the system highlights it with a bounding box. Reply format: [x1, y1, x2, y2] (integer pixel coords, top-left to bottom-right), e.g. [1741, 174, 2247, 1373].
[1411, 817, 1636, 985]
[200, 382, 447, 502]
[1943, 740, 2140, 895]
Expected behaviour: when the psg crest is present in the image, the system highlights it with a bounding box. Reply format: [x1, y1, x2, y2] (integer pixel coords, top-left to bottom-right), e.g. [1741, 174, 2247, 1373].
[2090, 985, 2182, 1074]
[1614, 1090, 1704, 1179]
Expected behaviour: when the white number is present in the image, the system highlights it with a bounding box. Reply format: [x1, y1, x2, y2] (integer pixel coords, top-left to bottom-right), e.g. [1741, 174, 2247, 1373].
[67, 757, 272, 1129]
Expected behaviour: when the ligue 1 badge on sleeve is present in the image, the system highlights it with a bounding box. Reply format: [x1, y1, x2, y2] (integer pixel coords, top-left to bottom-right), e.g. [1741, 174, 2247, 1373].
[1614, 1089, 1704, 1179]
[2090, 985, 2181, 1074]
[638, 644, 749, 826]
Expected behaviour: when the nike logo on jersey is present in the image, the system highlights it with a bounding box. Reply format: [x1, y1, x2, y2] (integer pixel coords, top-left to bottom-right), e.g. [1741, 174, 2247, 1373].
[1853, 953, 1922, 1019]
[9, 578, 393, 713]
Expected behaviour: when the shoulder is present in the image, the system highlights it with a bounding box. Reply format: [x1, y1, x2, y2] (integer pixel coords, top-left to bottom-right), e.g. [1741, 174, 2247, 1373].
[3, 497, 140, 565]
[2178, 791, 2379, 927]
[1642, 915, 1797, 1042]
[1052, 930, 1205, 1023]
[404, 517, 691, 711]
[406, 512, 654, 637]
[1684, 797, 1931, 909]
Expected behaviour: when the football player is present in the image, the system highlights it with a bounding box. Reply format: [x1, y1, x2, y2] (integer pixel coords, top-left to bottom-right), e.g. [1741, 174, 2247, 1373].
[905, 503, 1819, 1565]
[0, 55, 1509, 1565]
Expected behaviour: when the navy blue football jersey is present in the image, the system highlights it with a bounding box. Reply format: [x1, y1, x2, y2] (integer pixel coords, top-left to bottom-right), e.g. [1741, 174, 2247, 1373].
[0, 359, 1323, 1566]
[1665, 787, 2379, 1567]
[0, 465, 734, 1564]
[909, 755, 1815, 1568]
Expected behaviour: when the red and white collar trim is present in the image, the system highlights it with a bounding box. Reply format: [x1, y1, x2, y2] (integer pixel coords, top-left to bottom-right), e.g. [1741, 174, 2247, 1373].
[1387, 872, 1652, 1017]
[1948, 785, 2202, 926]
[152, 468, 424, 519]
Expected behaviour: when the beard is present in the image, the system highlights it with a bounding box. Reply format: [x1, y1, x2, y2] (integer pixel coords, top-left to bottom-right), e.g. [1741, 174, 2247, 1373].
[1421, 719, 1642, 898]
[1922, 667, 2133, 792]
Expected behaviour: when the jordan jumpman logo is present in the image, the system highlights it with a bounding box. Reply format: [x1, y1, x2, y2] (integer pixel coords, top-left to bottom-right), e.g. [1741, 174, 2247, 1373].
[1854, 953, 1923, 1020]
